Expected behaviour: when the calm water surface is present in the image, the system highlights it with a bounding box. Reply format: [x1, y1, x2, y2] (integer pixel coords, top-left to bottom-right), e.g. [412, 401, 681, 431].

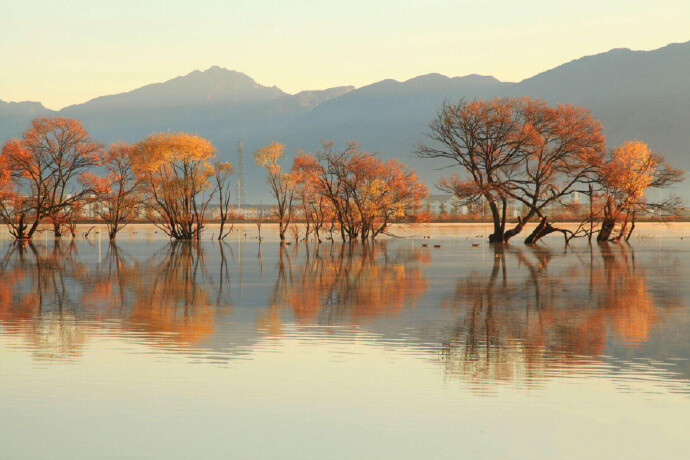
[1, 224, 690, 459]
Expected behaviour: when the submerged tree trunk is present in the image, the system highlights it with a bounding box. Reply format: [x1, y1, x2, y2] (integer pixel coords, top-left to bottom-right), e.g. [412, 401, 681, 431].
[625, 211, 636, 242]
[504, 216, 528, 242]
[487, 197, 505, 243]
[523, 217, 569, 245]
[493, 208, 536, 244]
[597, 217, 616, 242]
[53, 220, 62, 238]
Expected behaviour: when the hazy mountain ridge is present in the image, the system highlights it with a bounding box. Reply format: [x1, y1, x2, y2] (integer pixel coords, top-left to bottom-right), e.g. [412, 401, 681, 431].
[1, 40, 688, 199]
[0, 100, 54, 137]
[61, 67, 287, 112]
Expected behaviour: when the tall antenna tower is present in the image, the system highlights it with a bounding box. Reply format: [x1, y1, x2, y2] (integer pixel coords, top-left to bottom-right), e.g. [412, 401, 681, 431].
[237, 140, 246, 208]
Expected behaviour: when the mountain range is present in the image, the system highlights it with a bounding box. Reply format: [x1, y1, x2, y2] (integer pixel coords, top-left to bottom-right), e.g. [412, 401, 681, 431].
[2, 40, 689, 199]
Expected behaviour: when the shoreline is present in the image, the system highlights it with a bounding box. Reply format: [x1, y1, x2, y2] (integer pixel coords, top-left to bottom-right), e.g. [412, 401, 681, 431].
[2, 221, 689, 242]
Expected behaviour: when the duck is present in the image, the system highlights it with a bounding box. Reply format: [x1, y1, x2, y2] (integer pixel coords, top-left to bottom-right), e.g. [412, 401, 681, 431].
[433, 244, 441, 248]
[472, 243, 480, 247]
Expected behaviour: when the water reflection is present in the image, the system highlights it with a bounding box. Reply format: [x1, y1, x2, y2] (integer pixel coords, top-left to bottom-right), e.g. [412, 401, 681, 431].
[2, 235, 690, 459]
[0, 240, 233, 359]
[258, 242, 430, 333]
[0, 242, 89, 361]
[440, 243, 684, 390]
[0, 238, 687, 391]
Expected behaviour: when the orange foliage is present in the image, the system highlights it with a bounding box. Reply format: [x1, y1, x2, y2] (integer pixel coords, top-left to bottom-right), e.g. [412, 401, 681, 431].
[0, 117, 102, 239]
[255, 142, 295, 241]
[132, 132, 217, 240]
[258, 243, 430, 334]
[82, 142, 141, 239]
[421, 97, 606, 243]
[440, 245, 680, 383]
[291, 141, 428, 241]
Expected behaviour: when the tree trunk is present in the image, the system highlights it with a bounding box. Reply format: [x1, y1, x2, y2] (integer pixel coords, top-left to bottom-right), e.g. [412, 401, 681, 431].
[625, 211, 636, 242]
[523, 217, 567, 244]
[597, 217, 616, 242]
[53, 221, 62, 238]
[588, 184, 594, 244]
[503, 208, 536, 243]
[487, 197, 504, 243]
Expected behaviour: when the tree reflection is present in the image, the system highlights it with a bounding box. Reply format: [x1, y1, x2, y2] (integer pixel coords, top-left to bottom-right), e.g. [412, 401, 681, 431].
[0, 241, 88, 360]
[0, 241, 233, 360]
[0, 237, 682, 380]
[257, 241, 430, 334]
[441, 243, 682, 385]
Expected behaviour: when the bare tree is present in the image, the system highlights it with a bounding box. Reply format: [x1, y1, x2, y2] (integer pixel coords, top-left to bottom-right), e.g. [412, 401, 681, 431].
[213, 161, 234, 240]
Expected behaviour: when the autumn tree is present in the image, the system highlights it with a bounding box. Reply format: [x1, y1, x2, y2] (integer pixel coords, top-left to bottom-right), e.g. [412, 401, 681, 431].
[363, 157, 428, 239]
[254, 142, 295, 241]
[0, 117, 102, 240]
[132, 132, 217, 240]
[292, 153, 329, 242]
[81, 142, 141, 240]
[292, 142, 355, 240]
[417, 98, 532, 243]
[291, 141, 428, 241]
[596, 140, 683, 242]
[417, 98, 606, 244]
[505, 100, 606, 244]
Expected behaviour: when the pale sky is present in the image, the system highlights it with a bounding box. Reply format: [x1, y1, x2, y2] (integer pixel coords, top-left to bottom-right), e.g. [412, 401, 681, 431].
[1, 0, 688, 110]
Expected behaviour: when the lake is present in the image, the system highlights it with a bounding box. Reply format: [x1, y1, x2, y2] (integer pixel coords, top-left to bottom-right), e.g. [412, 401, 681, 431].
[1, 223, 690, 459]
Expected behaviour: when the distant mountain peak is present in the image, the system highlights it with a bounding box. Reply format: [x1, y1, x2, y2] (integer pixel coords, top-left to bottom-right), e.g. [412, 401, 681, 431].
[0, 99, 47, 110]
[293, 86, 356, 108]
[61, 65, 287, 112]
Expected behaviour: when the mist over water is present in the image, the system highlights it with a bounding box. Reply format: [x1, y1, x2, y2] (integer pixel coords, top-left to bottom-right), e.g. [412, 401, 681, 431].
[1, 223, 690, 459]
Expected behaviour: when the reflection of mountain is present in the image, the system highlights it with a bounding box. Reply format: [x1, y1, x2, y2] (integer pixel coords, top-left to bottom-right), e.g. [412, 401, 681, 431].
[3, 41, 690, 199]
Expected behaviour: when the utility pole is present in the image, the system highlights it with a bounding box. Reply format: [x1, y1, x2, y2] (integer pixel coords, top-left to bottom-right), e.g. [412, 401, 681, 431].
[237, 140, 246, 208]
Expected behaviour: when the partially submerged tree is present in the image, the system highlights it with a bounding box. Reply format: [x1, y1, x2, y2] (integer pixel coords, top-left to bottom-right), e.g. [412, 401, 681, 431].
[0, 117, 102, 240]
[82, 142, 141, 240]
[256, 198, 264, 241]
[132, 132, 217, 240]
[596, 140, 684, 242]
[291, 154, 320, 242]
[506, 101, 606, 244]
[213, 161, 234, 240]
[418, 98, 533, 243]
[418, 98, 606, 244]
[291, 141, 428, 241]
[254, 142, 295, 242]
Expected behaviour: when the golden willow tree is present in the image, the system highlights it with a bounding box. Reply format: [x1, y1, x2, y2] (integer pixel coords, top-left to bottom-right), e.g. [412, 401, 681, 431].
[254, 142, 295, 241]
[417, 97, 606, 244]
[595, 140, 684, 242]
[132, 132, 219, 240]
[0, 117, 102, 240]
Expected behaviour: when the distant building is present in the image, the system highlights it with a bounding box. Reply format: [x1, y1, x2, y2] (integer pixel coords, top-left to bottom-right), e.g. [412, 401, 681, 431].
[206, 204, 276, 219]
[423, 194, 529, 218]
[423, 195, 467, 215]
